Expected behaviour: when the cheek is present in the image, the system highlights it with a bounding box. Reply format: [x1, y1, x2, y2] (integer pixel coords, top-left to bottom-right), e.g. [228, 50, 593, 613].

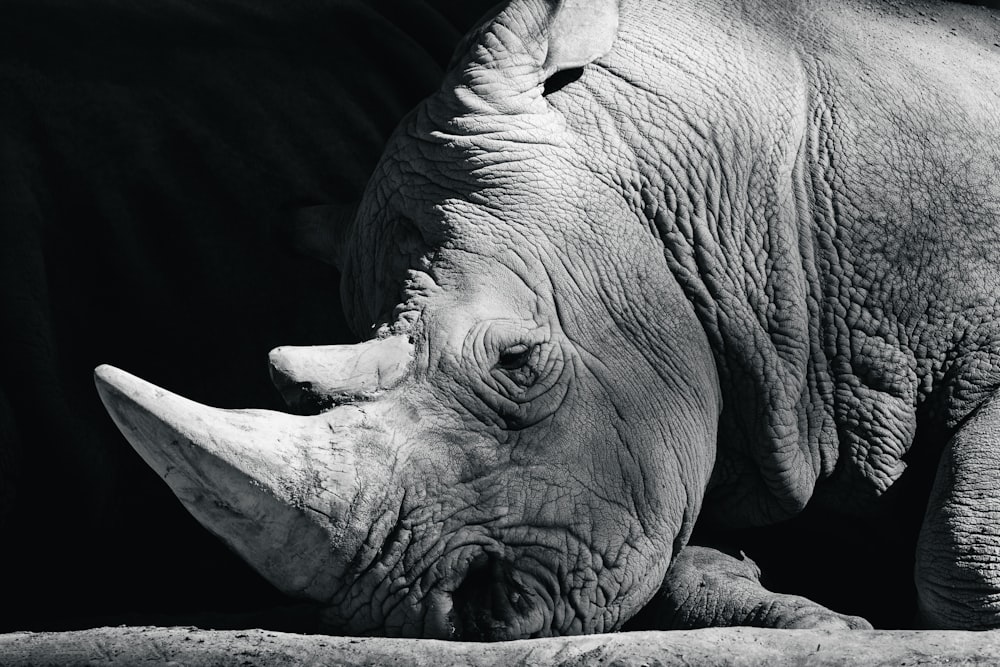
[524, 383, 691, 553]
[511, 474, 676, 634]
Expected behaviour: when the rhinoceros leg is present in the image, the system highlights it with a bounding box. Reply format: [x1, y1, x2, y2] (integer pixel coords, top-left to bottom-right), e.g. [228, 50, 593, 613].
[916, 391, 1000, 629]
[628, 546, 871, 630]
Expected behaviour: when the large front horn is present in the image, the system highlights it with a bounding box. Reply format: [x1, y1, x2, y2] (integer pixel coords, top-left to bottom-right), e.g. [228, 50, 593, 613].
[268, 336, 413, 410]
[94, 365, 392, 601]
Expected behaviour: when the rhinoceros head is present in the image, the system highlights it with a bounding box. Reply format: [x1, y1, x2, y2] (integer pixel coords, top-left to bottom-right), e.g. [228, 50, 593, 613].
[96, 0, 722, 639]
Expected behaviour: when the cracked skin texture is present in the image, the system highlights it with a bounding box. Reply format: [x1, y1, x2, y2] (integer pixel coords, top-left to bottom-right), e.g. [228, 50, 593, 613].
[573, 0, 1000, 524]
[328, 0, 1000, 635]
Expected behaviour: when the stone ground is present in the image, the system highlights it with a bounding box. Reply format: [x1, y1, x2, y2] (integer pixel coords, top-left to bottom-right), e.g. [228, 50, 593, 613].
[2, 627, 1000, 666]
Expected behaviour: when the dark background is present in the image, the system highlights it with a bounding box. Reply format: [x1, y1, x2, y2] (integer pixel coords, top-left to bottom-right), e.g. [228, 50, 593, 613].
[0, 0, 496, 631]
[0, 0, 997, 634]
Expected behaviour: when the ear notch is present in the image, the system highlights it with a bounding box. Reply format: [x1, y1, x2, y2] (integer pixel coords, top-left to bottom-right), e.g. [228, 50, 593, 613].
[289, 202, 358, 270]
[542, 0, 620, 76]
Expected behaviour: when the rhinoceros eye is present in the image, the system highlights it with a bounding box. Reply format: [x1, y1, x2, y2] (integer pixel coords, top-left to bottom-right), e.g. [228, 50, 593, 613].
[495, 343, 541, 389]
[497, 344, 532, 371]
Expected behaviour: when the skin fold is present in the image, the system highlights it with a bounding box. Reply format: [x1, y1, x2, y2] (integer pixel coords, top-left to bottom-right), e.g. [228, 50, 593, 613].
[96, 0, 1000, 638]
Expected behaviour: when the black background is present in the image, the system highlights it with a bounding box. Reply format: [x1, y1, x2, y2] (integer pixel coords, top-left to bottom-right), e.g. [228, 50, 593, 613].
[0, 0, 495, 631]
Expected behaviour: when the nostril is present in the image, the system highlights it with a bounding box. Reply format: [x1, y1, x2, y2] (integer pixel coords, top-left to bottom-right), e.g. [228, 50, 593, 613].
[452, 553, 505, 641]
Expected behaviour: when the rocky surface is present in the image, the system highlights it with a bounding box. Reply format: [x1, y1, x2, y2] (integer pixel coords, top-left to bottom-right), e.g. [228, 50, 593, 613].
[3, 626, 1000, 666]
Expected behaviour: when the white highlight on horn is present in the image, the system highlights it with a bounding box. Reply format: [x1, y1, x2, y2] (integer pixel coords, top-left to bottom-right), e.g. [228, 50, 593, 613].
[94, 364, 388, 601]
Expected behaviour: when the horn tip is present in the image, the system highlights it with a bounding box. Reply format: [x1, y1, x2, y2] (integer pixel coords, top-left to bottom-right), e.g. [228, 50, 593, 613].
[94, 363, 129, 397]
[93, 364, 164, 416]
[94, 363, 121, 382]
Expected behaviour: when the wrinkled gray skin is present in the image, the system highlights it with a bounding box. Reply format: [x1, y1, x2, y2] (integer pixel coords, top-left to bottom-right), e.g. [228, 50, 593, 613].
[96, 0, 1000, 640]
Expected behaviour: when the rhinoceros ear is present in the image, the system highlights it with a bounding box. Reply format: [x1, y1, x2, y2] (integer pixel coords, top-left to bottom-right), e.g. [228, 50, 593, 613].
[541, 0, 620, 76]
[289, 202, 358, 270]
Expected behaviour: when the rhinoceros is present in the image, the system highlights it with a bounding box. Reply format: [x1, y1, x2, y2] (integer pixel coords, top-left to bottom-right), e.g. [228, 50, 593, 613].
[94, 0, 1000, 639]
